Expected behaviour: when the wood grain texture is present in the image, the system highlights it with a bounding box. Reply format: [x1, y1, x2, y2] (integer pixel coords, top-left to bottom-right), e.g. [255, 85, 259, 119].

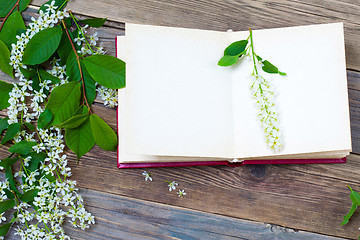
[31, 0, 360, 71]
[3, 188, 345, 240]
[1, 2, 360, 239]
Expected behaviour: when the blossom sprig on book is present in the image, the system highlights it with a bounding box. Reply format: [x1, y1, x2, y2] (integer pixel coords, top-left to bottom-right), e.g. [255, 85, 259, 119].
[218, 28, 286, 152]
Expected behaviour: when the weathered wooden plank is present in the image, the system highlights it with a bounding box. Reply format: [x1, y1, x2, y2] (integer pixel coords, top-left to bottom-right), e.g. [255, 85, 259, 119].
[5, 188, 346, 239]
[31, 0, 360, 71]
[1, 3, 360, 240]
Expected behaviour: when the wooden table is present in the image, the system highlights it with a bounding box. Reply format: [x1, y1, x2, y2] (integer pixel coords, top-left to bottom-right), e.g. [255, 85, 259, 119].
[1, 1, 360, 239]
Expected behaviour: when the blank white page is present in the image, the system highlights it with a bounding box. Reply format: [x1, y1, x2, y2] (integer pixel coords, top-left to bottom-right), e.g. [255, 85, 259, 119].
[117, 36, 228, 163]
[231, 23, 352, 157]
[125, 23, 235, 158]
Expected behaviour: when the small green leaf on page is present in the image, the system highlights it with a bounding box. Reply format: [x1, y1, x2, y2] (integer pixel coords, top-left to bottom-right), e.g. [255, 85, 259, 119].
[224, 40, 248, 56]
[262, 60, 279, 74]
[218, 55, 240, 67]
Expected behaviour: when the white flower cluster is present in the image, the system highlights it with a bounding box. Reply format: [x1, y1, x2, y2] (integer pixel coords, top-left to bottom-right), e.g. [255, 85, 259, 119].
[4, 2, 95, 239]
[97, 86, 118, 108]
[250, 74, 282, 152]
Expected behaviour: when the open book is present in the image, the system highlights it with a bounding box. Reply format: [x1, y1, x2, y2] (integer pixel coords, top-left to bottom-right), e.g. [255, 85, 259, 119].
[117, 22, 351, 168]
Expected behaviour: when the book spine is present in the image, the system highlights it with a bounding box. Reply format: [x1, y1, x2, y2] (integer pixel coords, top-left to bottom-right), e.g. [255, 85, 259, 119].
[117, 157, 346, 168]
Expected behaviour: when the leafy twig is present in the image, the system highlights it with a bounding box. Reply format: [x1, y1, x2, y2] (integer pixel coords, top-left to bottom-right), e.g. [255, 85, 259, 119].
[0, 0, 21, 31]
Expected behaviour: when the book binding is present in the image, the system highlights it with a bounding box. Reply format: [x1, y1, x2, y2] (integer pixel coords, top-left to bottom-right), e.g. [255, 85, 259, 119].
[118, 157, 347, 169]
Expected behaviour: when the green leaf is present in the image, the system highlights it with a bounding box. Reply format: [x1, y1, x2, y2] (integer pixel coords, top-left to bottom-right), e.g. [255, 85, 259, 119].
[90, 114, 117, 151]
[79, 18, 107, 28]
[256, 55, 262, 62]
[0, 223, 11, 236]
[0, 80, 13, 92]
[350, 189, 360, 206]
[0, 156, 18, 168]
[341, 204, 357, 225]
[66, 54, 98, 104]
[20, 67, 36, 78]
[5, 166, 18, 194]
[83, 55, 126, 89]
[46, 81, 81, 126]
[65, 118, 95, 158]
[20, 189, 38, 203]
[0, 199, 15, 214]
[8, 140, 37, 155]
[0, 0, 31, 17]
[24, 122, 35, 131]
[45, 173, 56, 182]
[26, 151, 47, 172]
[0, 11, 25, 49]
[22, 26, 63, 65]
[58, 114, 89, 129]
[218, 55, 240, 67]
[1, 122, 20, 144]
[262, 60, 286, 76]
[32, 73, 41, 92]
[0, 117, 9, 135]
[66, 51, 81, 82]
[74, 105, 89, 115]
[262, 60, 278, 73]
[0, 40, 13, 78]
[0, 80, 13, 110]
[224, 40, 248, 56]
[39, 0, 68, 12]
[39, 69, 60, 85]
[82, 62, 97, 105]
[37, 109, 52, 129]
[57, 29, 74, 65]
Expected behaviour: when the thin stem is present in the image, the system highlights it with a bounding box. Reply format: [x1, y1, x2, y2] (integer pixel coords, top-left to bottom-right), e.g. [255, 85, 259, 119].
[61, 19, 93, 114]
[0, 0, 20, 32]
[249, 28, 258, 75]
[58, 0, 69, 11]
[68, 10, 95, 54]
